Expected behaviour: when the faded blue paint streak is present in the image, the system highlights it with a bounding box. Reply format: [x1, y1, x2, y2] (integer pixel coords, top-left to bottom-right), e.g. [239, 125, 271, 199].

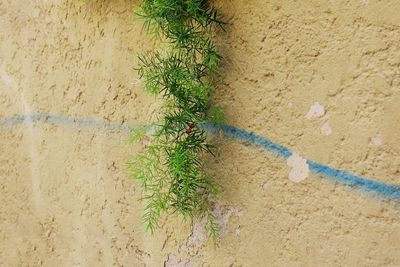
[203, 123, 400, 201]
[0, 114, 134, 131]
[1, 114, 400, 201]
[201, 123, 293, 158]
[307, 160, 400, 200]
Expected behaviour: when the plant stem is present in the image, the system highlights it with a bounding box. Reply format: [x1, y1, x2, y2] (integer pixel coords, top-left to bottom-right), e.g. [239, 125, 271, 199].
[129, 0, 225, 242]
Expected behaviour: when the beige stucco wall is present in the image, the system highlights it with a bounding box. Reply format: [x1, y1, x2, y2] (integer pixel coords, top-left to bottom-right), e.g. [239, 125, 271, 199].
[1, 0, 400, 266]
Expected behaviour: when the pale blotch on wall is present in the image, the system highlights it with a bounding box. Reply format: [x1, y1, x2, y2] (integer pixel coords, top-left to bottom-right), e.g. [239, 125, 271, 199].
[212, 201, 241, 238]
[179, 202, 241, 251]
[321, 121, 333, 136]
[371, 133, 384, 147]
[164, 254, 194, 267]
[306, 102, 325, 120]
[179, 219, 207, 252]
[286, 152, 310, 183]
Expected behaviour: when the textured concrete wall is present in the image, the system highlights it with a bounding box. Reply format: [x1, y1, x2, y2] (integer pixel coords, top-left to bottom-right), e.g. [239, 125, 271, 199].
[1, 0, 400, 266]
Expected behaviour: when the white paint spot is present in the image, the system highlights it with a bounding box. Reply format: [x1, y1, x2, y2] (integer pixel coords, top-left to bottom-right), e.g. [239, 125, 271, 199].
[287, 152, 309, 183]
[371, 134, 384, 147]
[321, 121, 332, 136]
[360, 0, 368, 4]
[306, 102, 325, 120]
[288, 101, 293, 108]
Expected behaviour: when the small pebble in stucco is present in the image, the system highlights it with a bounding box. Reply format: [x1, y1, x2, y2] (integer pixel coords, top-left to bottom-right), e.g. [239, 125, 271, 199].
[306, 102, 325, 120]
[321, 121, 332, 136]
[371, 134, 384, 147]
[286, 152, 309, 183]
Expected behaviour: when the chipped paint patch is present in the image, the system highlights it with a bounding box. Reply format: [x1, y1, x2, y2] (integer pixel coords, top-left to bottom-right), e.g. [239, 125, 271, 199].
[164, 254, 194, 267]
[287, 152, 309, 183]
[184, 219, 207, 249]
[321, 121, 332, 136]
[306, 102, 325, 120]
[212, 201, 242, 238]
[180, 201, 242, 250]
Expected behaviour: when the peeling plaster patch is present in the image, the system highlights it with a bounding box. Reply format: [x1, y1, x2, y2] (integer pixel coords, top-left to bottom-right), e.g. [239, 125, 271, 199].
[178, 244, 187, 253]
[306, 102, 325, 120]
[212, 201, 241, 238]
[287, 152, 309, 183]
[321, 121, 332, 136]
[164, 254, 194, 267]
[371, 134, 384, 147]
[181, 201, 242, 250]
[185, 219, 207, 249]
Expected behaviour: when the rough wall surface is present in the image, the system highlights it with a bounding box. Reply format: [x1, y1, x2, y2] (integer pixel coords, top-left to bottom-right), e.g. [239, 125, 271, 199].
[1, 0, 400, 266]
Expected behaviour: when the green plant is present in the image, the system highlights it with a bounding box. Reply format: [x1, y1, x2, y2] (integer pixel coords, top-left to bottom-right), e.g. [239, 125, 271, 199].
[128, 0, 225, 241]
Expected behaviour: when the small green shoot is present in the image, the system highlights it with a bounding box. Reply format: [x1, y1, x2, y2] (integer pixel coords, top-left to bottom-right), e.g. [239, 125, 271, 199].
[129, 0, 225, 242]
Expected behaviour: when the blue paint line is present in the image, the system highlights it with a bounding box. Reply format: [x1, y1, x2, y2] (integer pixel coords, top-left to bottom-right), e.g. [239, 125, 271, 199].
[0, 114, 134, 131]
[307, 160, 400, 200]
[202, 123, 293, 158]
[1, 114, 400, 201]
[203, 123, 400, 201]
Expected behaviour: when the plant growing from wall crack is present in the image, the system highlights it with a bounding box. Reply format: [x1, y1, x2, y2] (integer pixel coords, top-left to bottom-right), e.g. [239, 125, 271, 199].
[128, 0, 225, 241]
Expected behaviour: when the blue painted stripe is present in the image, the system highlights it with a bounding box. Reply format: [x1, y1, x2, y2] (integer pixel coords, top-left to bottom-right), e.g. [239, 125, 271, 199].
[0, 114, 134, 131]
[1, 114, 400, 201]
[202, 123, 293, 158]
[307, 160, 400, 200]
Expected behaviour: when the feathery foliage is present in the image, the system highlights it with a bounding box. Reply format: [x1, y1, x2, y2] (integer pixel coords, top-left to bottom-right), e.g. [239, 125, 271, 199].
[129, 0, 225, 241]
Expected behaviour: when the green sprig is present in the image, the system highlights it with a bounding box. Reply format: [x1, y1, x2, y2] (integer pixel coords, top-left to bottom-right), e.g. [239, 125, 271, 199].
[129, 0, 225, 242]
